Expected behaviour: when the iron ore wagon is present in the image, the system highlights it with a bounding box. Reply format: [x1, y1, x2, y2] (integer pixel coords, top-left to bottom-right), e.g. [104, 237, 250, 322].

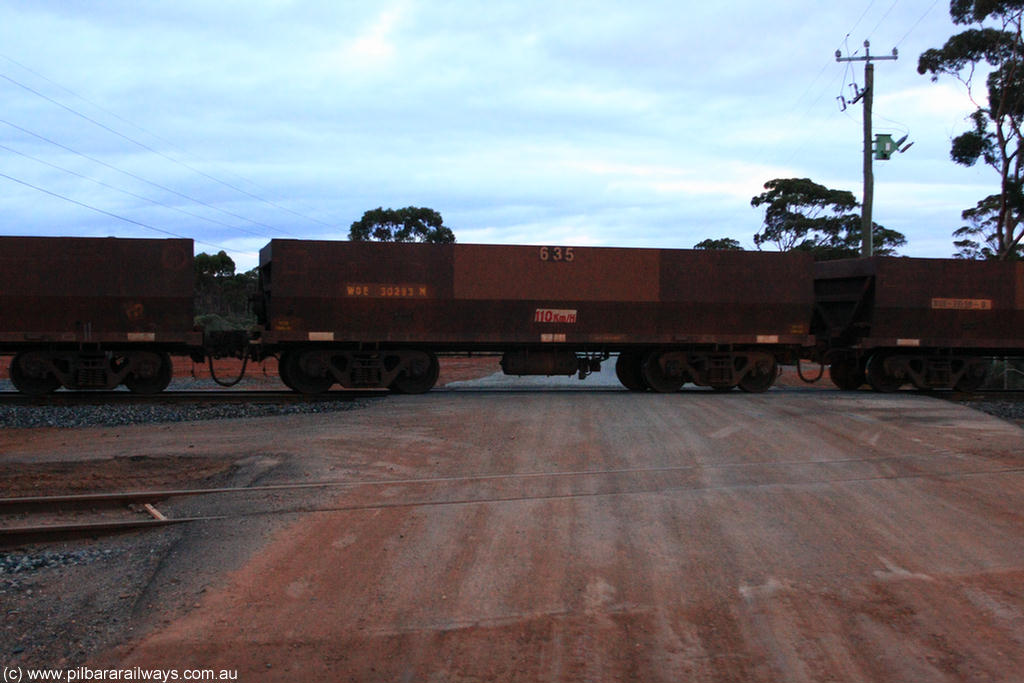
[0, 236, 199, 394]
[253, 240, 815, 393]
[814, 256, 1024, 391]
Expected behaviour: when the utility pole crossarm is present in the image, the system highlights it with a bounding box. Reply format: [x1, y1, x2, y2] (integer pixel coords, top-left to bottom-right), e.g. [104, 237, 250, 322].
[835, 41, 899, 65]
[836, 40, 898, 257]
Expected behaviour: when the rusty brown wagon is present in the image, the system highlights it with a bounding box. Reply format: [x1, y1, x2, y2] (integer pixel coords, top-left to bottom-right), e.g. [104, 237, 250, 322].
[253, 240, 815, 394]
[814, 257, 1024, 391]
[0, 236, 199, 395]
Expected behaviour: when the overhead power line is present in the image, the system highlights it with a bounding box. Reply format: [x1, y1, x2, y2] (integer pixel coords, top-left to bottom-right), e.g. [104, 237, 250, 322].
[868, 0, 901, 41]
[0, 141, 269, 239]
[0, 117, 287, 236]
[1, 53, 337, 230]
[0, 170, 253, 256]
[895, 0, 941, 48]
[848, 1, 878, 39]
[1, 69, 328, 233]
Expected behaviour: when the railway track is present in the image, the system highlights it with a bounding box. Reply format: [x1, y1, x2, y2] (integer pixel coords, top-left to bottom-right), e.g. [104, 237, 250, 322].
[946, 389, 1024, 401]
[5, 452, 1024, 547]
[2, 386, 1023, 405]
[0, 389, 384, 406]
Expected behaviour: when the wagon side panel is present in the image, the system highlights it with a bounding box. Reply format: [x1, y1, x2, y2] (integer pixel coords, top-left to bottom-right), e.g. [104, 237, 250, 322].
[0, 237, 197, 346]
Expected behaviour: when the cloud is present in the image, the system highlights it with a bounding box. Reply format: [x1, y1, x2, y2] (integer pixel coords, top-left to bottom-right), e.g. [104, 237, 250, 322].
[0, 1, 999, 262]
[314, 5, 407, 78]
[877, 83, 978, 133]
[561, 158, 798, 205]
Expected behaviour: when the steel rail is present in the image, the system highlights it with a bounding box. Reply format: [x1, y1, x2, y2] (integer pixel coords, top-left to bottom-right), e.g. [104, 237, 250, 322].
[0, 516, 210, 546]
[4, 444, 1022, 509]
[5, 460, 1024, 545]
[0, 389, 383, 404]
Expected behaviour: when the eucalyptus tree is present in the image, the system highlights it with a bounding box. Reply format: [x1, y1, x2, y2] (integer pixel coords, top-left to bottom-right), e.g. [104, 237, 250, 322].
[750, 178, 905, 259]
[693, 237, 743, 250]
[349, 207, 456, 243]
[919, 0, 1024, 259]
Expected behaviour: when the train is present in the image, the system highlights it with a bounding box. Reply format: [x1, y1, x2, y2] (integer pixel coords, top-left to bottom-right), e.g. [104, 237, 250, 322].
[1, 236, 1022, 396]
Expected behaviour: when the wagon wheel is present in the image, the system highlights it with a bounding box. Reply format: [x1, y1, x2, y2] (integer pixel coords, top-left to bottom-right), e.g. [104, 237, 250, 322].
[9, 352, 61, 396]
[277, 350, 298, 391]
[390, 351, 439, 394]
[865, 353, 903, 393]
[641, 351, 685, 393]
[954, 359, 989, 392]
[738, 358, 777, 393]
[828, 357, 865, 391]
[283, 350, 334, 394]
[124, 351, 173, 394]
[615, 352, 648, 391]
[904, 357, 935, 391]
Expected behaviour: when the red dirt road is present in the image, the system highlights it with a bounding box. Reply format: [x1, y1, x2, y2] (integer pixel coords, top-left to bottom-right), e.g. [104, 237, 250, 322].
[91, 389, 1024, 682]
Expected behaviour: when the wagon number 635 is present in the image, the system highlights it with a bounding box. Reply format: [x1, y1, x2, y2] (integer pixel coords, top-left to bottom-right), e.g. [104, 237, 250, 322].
[539, 246, 575, 262]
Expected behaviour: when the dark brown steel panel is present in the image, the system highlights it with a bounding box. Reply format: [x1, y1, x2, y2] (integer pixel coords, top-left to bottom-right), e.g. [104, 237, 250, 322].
[814, 256, 1024, 350]
[0, 237, 195, 345]
[657, 250, 814, 340]
[875, 258, 1006, 307]
[1017, 262, 1024, 309]
[262, 241, 815, 349]
[659, 249, 813, 305]
[453, 245, 660, 302]
[263, 239, 453, 299]
[873, 257, 1022, 346]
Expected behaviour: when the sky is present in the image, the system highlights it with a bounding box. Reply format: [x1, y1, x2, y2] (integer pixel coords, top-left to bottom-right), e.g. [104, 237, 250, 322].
[0, 1, 996, 271]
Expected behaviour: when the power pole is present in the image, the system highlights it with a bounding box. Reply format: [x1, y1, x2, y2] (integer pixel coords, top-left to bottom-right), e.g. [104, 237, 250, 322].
[836, 40, 898, 257]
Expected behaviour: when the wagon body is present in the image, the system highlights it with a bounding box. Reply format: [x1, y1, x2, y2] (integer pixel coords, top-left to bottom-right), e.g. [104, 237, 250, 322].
[0, 237, 199, 394]
[814, 256, 1024, 352]
[257, 240, 814, 349]
[256, 240, 815, 393]
[814, 256, 1024, 391]
[0, 236, 199, 348]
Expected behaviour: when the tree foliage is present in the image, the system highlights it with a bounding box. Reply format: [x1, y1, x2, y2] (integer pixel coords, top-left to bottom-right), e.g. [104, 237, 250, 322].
[918, 1, 1024, 259]
[349, 206, 456, 243]
[954, 193, 1024, 258]
[194, 251, 257, 329]
[693, 237, 744, 250]
[194, 250, 237, 279]
[750, 178, 906, 260]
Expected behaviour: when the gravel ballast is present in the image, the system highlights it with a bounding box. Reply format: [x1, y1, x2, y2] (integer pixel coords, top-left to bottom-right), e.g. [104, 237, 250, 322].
[2, 377, 1022, 429]
[0, 378, 371, 428]
[957, 399, 1024, 425]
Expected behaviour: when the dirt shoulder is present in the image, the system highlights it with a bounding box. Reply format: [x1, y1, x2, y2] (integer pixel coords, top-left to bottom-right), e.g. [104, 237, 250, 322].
[4, 369, 1024, 681]
[1, 355, 500, 667]
[40, 390, 1024, 681]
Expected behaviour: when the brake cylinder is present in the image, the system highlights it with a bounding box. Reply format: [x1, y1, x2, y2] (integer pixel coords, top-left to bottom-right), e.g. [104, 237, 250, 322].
[500, 350, 578, 376]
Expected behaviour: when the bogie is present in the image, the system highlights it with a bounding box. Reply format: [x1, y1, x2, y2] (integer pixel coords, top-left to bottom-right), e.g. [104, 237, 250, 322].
[9, 352, 61, 396]
[9, 349, 174, 395]
[615, 353, 648, 392]
[828, 356, 866, 391]
[737, 357, 778, 393]
[390, 351, 440, 394]
[123, 352, 173, 395]
[276, 349, 442, 394]
[641, 351, 685, 393]
[282, 350, 335, 394]
[866, 354, 905, 393]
